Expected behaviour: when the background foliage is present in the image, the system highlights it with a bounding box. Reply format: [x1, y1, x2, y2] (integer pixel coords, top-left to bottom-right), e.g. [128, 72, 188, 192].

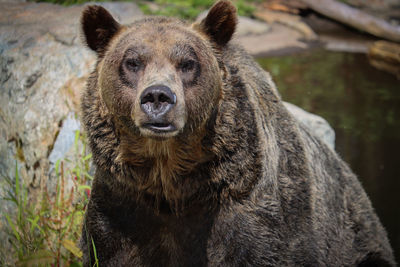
[29, 0, 258, 19]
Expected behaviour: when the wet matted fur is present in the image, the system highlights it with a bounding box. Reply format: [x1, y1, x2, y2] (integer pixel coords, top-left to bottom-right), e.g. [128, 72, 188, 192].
[80, 1, 395, 266]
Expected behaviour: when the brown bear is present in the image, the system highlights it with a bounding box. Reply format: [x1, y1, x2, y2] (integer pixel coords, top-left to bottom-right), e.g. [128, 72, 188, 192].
[80, 1, 395, 266]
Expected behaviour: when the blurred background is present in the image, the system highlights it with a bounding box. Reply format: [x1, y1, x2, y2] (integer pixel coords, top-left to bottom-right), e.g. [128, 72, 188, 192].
[0, 0, 399, 265]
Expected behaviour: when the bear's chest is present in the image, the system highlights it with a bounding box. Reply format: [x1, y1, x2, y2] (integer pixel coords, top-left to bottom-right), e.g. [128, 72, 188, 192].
[104, 205, 216, 266]
[102, 202, 297, 266]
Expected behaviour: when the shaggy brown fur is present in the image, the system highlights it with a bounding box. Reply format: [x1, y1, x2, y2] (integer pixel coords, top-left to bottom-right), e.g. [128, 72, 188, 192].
[80, 1, 395, 266]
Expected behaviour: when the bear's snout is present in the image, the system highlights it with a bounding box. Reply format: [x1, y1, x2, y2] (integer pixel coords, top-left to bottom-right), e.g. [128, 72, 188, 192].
[139, 85, 177, 133]
[140, 85, 176, 117]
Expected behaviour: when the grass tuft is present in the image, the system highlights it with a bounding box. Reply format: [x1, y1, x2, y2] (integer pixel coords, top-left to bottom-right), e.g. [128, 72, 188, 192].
[2, 130, 92, 266]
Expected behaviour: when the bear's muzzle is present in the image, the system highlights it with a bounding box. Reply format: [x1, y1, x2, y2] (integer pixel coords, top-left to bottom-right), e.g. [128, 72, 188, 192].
[139, 84, 177, 133]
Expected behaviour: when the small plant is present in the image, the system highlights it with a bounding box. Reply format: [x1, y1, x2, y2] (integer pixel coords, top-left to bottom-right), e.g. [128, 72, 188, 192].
[2, 130, 92, 266]
[91, 238, 99, 267]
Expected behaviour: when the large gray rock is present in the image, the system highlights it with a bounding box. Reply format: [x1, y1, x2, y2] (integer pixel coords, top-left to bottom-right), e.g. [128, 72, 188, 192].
[48, 112, 81, 166]
[284, 102, 335, 150]
[0, 1, 143, 260]
[0, 1, 142, 181]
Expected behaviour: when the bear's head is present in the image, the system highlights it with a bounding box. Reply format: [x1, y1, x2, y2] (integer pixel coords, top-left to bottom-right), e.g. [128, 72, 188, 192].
[81, 1, 237, 141]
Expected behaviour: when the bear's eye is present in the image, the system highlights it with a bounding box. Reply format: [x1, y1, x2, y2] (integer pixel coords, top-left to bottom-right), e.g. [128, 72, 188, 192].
[125, 58, 142, 72]
[178, 60, 195, 73]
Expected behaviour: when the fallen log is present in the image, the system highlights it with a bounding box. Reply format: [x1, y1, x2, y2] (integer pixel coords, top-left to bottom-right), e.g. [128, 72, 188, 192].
[263, 0, 308, 14]
[368, 40, 400, 78]
[300, 0, 400, 42]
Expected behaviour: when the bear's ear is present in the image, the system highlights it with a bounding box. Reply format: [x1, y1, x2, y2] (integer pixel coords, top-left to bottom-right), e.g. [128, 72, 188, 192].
[81, 5, 121, 54]
[197, 0, 237, 46]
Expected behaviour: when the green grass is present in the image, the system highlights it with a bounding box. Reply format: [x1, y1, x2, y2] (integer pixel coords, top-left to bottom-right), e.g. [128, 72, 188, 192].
[29, 0, 259, 20]
[28, 0, 112, 5]
[141, 0, 258, 20]
[140, 0, 214, 20]
[1, 130, 92, 266]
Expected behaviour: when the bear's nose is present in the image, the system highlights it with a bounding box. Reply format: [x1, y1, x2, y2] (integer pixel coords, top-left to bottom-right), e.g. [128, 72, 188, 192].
[140, 85, 176, 118]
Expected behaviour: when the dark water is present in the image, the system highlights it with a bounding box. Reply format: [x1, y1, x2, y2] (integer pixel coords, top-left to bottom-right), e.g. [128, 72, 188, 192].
[257, 50, 400, 261]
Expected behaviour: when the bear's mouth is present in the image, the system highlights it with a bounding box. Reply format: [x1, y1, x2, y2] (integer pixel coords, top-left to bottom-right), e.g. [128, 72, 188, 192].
[142, 122, 176, 133]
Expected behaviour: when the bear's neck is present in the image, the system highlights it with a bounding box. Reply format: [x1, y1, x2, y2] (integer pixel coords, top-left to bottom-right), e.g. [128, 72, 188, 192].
[116, 128, 214, 212]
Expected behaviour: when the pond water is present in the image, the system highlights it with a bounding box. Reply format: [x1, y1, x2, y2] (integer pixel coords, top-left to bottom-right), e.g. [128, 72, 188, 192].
[257, 50, 400, 262]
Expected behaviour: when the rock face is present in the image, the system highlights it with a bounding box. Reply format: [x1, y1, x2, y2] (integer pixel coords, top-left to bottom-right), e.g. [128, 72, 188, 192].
[0, 0, 334, 259]
[284, 102, 335, 150]
[48, 112, 81, 166]
[0, 0, 143, 256]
